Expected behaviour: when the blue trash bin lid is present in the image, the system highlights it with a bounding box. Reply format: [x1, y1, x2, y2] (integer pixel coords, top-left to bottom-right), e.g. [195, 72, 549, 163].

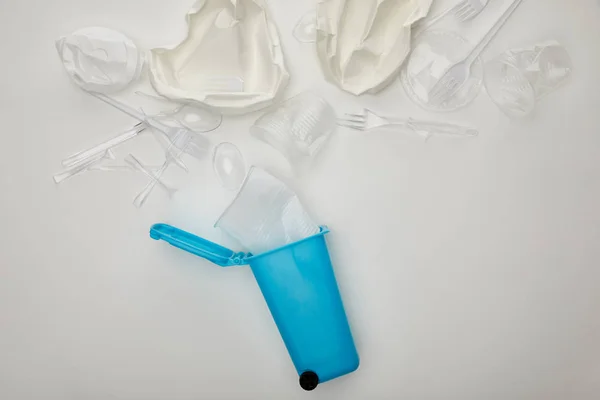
[151, 223, 329, 267]
[150, 223, 250, 267]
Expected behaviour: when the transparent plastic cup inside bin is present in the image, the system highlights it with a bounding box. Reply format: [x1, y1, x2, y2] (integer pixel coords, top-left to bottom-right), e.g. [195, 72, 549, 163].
[150, 223, 359, 390]
[215, 167, 320, 254]
[484, 41, 573, 118]
[250, 92, 336, 171]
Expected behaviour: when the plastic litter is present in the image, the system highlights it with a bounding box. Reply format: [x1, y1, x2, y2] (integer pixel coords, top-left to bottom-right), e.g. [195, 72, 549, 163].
[149, 223, 359, 390]
[400, 30, 483, 112]
[54, 150, 115, 184]
[214, 167, 320, 254]
[250, 92, 336, 171]
[212, 143, 247, 191]
[484, 41, 572, 118]
[293, 10, 319, 43]
[316, 0, 433, 95]
[425, 0, 524, 105]
[414, 0, 490, 35]
[125, 154, 177, 198]
[56, 27, 144, 94]
[338, 108, 479, 139]
[149, 0, 289, 114]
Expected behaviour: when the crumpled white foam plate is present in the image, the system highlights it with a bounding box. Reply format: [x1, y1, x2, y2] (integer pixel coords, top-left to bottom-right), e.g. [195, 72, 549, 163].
[148, 0, 290, 115]
[316, 0, 433, 96]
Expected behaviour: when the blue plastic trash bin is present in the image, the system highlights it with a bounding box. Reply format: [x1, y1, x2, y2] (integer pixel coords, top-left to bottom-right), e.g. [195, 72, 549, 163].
[150, 223, 359, 390]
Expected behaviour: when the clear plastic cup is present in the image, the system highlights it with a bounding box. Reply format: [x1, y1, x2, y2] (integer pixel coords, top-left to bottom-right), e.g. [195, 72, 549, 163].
[484, 41, 573, 118]
[400, 30, 483, 112]
[214, 167, 320, 254]
[250, 92, 336, 171]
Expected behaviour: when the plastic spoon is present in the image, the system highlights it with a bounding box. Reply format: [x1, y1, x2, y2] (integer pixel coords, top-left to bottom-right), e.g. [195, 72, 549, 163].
[134, 91, 224, 132]
[213, 142, 247, 190]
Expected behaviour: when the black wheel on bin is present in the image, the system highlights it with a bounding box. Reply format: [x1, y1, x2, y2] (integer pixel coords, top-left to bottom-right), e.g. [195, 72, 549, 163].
[299, 371, 319, 391]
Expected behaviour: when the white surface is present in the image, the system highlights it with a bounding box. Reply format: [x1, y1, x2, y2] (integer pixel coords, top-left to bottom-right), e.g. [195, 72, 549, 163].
[1, 0, 600, 399]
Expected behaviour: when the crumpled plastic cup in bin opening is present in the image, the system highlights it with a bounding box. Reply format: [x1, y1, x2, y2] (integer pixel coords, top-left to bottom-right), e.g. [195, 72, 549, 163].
[215, 167, 320, 254]
[150, 224, 360, 390]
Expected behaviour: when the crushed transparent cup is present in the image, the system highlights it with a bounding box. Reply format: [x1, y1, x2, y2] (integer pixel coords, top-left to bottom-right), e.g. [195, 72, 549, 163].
[250, 92, 336, 172]
[214, 167, 320, 255]
[484, 41, 573, 118]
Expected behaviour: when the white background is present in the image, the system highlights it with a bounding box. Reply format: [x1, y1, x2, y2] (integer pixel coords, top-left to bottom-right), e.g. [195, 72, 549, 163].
[1, 0, 600, 399]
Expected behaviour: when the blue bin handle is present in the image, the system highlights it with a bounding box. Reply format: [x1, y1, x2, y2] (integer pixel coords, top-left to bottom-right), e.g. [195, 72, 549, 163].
[150, 223, 250, 267]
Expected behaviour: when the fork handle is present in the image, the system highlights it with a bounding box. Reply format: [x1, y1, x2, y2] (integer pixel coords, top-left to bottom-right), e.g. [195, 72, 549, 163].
[405, 119, 478, 137]
[379, 118, 478, 137]
[465, 0, 524, 64]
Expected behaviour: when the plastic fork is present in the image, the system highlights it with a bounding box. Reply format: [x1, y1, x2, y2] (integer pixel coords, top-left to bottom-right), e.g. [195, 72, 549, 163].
[338, 109, 478, 139]
[61, 115, 208, 169]
[428, 0, 524, 104]
[90, 92, 218, 171]
[415, 0, 490, 34]
[454, 0, 490, 21]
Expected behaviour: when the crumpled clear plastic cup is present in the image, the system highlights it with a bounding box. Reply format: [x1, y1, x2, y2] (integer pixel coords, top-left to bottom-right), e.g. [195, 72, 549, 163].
[484, 41, 573, 118]
[250, 92, 336, 172]
[400, 30, 483, 112]
[214, 167, 320, 254]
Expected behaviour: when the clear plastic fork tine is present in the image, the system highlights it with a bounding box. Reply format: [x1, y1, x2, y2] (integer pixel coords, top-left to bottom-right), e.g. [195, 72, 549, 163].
[455, 4, 475, 21]
[444, 79, 464, 99]
[415, 0, 489, 35]
[337, 113, 367, 130]
[337, 121, 366, 130]
[454, 2, 471, 17]
[336, 120, 364, 130]
[428, 78, 454, 103]
[342, 113, 367, 122]
[433, 79, 461, 103]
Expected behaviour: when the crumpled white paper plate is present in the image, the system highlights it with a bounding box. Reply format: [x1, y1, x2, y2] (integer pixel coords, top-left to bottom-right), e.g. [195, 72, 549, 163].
[316, 0, 433, 96]
[149, 0, 290, 115]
